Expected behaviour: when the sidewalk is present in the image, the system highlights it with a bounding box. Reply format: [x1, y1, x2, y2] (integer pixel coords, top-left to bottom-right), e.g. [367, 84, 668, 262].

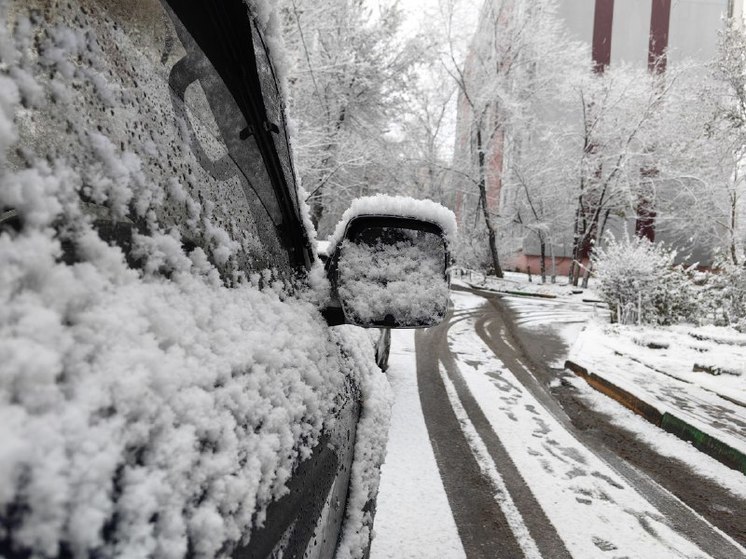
[452, 270, 566, 299]
[567, 322, 746, 475]
[453, 270, 746, 476]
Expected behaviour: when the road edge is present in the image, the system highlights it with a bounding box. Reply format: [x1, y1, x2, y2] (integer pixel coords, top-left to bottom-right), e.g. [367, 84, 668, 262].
[564, 360, 746, 476]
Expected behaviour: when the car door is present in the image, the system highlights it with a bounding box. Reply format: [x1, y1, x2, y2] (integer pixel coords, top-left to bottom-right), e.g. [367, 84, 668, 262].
[1, 1, 370, 557]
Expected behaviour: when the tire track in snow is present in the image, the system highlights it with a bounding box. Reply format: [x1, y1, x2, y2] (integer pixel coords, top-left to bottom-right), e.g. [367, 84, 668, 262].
[415, 321, 526, 558]
[469, 292, 745, 559]
[502, 295, 607, 329]
[437, 337, 572, 559]
[415, 291, 571, 558]
[436, 364, 544, 559]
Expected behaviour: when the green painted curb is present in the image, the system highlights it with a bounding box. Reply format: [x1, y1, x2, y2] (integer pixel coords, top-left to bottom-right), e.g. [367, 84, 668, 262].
[564, 360, 746, 476]
[660, 413, 746, 476]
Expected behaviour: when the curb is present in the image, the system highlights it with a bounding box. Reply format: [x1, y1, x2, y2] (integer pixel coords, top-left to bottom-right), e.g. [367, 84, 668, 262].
[564, 361, 663, 426]
[565, 360, 746, 476]
[464, 282, 559, 299]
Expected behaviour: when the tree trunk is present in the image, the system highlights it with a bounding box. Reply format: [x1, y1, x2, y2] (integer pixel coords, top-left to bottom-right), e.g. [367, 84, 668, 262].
[730, 192, 739, 265]
[484, 211, 504, 278]
[572, 202, 601, 286]
[635, 173, 657, 242]
[476, 127, 504, 278]
[539, 233, 546, 284]
[309, 106, 348, 230]
[580, 208, 609, 289]
[569, 202, 583, 285]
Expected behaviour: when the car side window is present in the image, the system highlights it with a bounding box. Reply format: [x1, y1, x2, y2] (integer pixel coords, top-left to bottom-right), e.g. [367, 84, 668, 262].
[163, 3, 294, 275]
[162, 0, 312, 273]
[7, 0, 301, 279]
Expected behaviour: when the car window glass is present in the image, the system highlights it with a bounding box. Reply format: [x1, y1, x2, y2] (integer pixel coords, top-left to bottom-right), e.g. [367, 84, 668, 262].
[183, 83, 229, 162]
[8, 0, 295, 277]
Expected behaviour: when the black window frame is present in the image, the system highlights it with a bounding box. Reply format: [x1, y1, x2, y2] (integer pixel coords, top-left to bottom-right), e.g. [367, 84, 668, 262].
[164, 0, 312, 271]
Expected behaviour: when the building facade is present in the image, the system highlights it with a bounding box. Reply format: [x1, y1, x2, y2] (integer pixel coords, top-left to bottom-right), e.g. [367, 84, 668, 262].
[452, 0, 742, 273]
[560, 0, 736, 71]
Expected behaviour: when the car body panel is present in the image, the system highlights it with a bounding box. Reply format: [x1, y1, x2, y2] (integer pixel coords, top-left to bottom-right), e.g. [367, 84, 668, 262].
[1, 1, 379, 557]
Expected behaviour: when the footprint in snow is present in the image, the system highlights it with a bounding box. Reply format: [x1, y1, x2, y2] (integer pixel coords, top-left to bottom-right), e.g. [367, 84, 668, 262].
[565, 467, 587, 479]
[591, 471, 624, 490]
[532, 417, 551, 436]
[524, 403, 539, 415]
[591, 536, 619, 552]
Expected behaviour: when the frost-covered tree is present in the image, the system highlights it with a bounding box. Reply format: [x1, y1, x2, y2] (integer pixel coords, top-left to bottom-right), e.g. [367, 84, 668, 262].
[623, 21, 746, 269]
[508, 129, 577, 282]
[279, 0, 424, 234]
[566, 64, 680, 286]
[396, 77, 458, 206]
[445, 0, 586, 278]
[570, 19, 746, 279]
[692, 19, 746, 265]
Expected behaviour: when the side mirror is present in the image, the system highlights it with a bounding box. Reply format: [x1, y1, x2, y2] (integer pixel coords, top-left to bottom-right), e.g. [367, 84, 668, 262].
[324, 213, 452, 328]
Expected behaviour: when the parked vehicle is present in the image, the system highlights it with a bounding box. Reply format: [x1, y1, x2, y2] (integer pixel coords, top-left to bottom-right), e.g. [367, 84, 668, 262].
[0, 1, 452, 557]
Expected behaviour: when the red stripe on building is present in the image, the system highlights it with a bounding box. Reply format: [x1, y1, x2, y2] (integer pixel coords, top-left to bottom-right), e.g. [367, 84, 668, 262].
[648, 0, 672, 73]
[592, 0, 614, 73]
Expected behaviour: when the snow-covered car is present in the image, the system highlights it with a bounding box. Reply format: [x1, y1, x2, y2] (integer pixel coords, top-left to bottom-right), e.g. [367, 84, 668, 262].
[0, 1, 452, 558]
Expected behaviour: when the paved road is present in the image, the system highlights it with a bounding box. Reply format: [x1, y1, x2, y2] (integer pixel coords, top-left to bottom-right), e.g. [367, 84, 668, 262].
[412, 285, 746, 558]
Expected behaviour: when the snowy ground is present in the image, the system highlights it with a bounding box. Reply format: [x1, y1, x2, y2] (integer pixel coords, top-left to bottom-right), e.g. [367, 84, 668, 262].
[571, 322, 746, 404]
[371, 282, 746, 558]
[369, 331, 465, 559]
[452, 270, 601, 300]
[569, 321, 746, 457]
[447, 293, 722, 557]
[486, 273, 746, 482]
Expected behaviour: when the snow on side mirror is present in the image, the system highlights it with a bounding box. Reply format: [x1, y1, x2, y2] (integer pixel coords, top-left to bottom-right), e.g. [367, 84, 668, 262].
[334, 216, 450, 328]
[322, 195, 456, 328]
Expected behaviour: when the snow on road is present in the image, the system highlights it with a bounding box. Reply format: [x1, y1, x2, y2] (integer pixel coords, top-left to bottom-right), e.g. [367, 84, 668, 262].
[448, 293, 719, 558]
[570, 323, 746, 458]
[370, 330, 465, 559]
[373, 289, 746, 558]
[564, 374, 746, 501]
[500, 295, 607, 368]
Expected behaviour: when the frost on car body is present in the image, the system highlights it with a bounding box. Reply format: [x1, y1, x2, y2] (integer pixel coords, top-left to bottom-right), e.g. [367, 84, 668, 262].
[0, 1, 392, 558]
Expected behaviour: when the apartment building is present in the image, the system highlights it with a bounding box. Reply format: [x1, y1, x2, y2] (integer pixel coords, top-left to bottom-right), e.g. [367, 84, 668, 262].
[452, 0, 741, 273]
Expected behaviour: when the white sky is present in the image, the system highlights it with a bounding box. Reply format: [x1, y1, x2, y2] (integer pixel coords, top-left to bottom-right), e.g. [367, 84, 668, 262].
[365, 0, 480, 52]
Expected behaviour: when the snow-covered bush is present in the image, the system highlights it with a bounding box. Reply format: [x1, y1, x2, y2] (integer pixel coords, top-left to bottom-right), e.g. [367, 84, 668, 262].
[593, 237, 699, 325]
[701, 259, 746, 331]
